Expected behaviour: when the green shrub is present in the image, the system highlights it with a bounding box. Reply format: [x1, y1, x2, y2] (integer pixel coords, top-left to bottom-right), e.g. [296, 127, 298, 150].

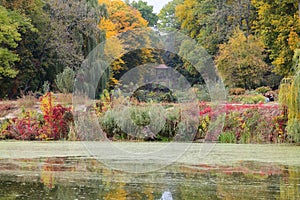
[240, 131, 251, 144]
[98, 104, 181, 141]
[193, 84, 211, 101]
[99, 109, 122, 139]
[55, 67, 75, 93]
[245, 90, 259, 95]
[229, 94, 266, 104]
[0, 119, 10, 139]
[248, 94, 266, 104]
[42, 81, 50, 94]
[219, 132, 236, 143]
[255, 86, 271, 94]
[132, 84, 177, 103]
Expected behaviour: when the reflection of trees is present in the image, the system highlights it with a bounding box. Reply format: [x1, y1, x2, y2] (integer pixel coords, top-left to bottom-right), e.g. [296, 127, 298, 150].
[216, 173, 271, 199]
[178, 173, 218, 199]
[280, 167, 300, 199]
[1, 158, 300, 199]
[214, 162, 284, 199]
[104, 182, 127, 200]
[40, 158, 66, 189]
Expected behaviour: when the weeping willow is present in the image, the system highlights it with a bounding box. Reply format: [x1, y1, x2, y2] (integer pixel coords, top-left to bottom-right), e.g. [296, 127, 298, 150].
[279, 50, 300, 142]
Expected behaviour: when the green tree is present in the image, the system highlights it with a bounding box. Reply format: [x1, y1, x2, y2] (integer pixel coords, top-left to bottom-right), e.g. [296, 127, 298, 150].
[44, 0, 107, 70]
[216, 29, 269, 89]
[252, 0, 300, 77]
[176, 0, 255, 55]
[130, 0, 158, 27]
[0, 0, 107, 98]
[0, 5, 34, 80]
[157, 0, 183, 31]
[1, 0, 50, 97]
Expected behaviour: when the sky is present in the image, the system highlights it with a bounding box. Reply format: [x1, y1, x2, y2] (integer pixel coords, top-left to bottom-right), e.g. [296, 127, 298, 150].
[131, 0, 173, 13]
[144, 0, 172, 13]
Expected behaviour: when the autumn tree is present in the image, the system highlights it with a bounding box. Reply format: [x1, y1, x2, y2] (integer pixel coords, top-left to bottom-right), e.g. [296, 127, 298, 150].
[39, 0, 107, 93]
[1, 0, 52, 97]
[252, 0, 300, 77]
[99, 0, 148, 36]
[0, 6, 34, 80]
[216, 29, 269, 89]
[98, 0, 156, 88]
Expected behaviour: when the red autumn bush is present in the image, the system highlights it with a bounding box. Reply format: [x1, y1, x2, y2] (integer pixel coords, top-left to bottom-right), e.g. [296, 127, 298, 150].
[40, 104, 71, 140]
[1, 111, 43, 140]
[198, 102, 287, 143]
[0, 93, 72, 140]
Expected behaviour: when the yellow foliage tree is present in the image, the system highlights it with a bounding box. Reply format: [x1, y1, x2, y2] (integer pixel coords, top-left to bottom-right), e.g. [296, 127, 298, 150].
[216, 29, 268, 89]
[98, 0, 148, 38]
[98, 0, 154, 87]
[252, 0, 300, 76]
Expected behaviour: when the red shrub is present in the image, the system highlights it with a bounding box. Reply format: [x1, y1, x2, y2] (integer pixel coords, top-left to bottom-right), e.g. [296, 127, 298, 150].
[1, 93, 72, 141]
[198, 102, 287, 143]
[2, 113, 42, 140]
[40, 104, 71, 140]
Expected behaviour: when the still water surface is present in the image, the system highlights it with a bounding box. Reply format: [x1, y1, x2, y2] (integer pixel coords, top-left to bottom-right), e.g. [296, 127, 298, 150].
[0, 156, 299, 199]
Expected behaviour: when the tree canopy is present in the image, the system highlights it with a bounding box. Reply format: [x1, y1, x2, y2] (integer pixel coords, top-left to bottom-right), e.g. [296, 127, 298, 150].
[252, 0, 300, 77]
[0, 0, 299, 98]
[158, 0, 183, 32]
[0, 0, 107, 97]
[216, 29, 269, 89]
[129, 0, 158, 27]
[176, 0, 255, 55]
[0, 5, 34, 80]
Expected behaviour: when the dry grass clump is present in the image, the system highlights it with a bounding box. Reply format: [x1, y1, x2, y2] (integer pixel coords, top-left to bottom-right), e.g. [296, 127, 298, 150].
[55, 93, 73, 105]
[17, 92, 38, 108]
[0, 103, 16, 118]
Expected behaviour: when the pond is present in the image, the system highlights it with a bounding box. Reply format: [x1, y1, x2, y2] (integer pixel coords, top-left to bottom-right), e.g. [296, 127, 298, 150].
[0, 142, 299, 199]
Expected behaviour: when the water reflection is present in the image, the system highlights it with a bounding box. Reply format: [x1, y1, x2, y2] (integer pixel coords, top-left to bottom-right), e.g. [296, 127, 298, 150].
[0, 157, 299, 199]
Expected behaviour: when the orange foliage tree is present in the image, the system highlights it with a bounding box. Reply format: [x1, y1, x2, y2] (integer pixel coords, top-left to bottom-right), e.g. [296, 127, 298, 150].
[98, 0, 156, 87]
[98, 0, 148, 38]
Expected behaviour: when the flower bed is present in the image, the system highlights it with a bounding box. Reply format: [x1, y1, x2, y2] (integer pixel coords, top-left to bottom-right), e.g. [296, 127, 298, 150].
[0, 94, 288, 143]
[0, 93, 72, 140]
[197, 102, 287, 143]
